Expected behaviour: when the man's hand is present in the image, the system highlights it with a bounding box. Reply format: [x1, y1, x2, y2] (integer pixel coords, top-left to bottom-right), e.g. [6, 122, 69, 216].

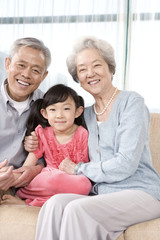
[0, 160, 15, 191]
[59, 158, 76, 175]
[24, 131, 39, 152]
[12, 163, 44, 188]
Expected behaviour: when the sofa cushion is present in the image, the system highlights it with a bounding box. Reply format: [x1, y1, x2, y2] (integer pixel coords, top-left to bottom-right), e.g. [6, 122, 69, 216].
[117, 232, 125, 240]
[124, 218, 160, 240]
[149, 113, 160, 174]
[0, 205, 40, 240]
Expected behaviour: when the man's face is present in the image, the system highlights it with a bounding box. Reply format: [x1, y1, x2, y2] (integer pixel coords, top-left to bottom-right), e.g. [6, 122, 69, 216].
[5, 46, 48, 102]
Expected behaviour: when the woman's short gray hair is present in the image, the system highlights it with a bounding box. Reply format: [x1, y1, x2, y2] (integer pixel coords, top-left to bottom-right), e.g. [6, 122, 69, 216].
[66, 35, 116, 82]
[9, 37, 51, 70]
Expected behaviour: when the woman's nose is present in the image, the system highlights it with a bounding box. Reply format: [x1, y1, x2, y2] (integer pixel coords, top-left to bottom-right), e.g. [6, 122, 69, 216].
[87, 67, 95, 77]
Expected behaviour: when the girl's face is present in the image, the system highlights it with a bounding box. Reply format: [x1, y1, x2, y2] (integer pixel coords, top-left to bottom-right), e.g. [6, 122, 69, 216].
[41, 96, 83, 133]
[76, 48, 113, 98]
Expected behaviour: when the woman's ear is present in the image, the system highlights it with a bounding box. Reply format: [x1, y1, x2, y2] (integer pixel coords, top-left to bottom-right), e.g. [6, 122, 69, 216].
[40, 109, 48, 120]
[75, 106, 84, 118]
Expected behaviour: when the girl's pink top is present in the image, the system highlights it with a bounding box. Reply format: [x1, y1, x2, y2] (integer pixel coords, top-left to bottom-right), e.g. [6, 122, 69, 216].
[34, 125, 89, 168]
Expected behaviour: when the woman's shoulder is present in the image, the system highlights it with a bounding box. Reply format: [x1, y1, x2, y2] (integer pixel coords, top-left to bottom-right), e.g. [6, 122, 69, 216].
[118, 90, 144, 101]
[114, 90, 146, 110]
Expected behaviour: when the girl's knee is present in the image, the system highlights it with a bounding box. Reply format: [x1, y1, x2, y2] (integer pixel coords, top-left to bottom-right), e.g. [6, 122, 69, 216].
[75, 176, 92, 195]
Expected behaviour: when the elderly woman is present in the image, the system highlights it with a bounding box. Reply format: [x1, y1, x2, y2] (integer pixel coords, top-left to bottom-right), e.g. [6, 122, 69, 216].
[35, 36, 160, 240]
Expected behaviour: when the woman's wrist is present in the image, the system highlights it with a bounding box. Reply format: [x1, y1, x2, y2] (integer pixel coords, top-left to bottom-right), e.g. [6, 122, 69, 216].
[74, 162, 84, 175]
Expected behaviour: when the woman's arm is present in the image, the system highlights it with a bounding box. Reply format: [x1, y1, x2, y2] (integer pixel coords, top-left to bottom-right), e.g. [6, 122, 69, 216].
[77, 95, 150, 183]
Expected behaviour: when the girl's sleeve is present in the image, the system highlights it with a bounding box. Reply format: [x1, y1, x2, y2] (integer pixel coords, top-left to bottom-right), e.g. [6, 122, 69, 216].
[77, 96, 150, 183]
[33, 125, 45, 159]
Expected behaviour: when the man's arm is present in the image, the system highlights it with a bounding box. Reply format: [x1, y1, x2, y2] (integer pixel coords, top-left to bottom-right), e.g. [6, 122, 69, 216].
[12, 151, 44, 188]
[24, 131, 39, 152]
[0, 160, 15, 191]
[12, 163, 44, 188]
[11, 130, 45, 188]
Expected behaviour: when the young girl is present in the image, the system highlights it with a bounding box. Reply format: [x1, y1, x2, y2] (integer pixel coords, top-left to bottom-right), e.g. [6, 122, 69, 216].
[2, 84, 91, 206]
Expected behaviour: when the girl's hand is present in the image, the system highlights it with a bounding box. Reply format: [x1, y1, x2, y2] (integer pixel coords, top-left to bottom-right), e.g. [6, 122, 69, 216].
[24, 131, 39, 152]
[59, 158, 76, 175]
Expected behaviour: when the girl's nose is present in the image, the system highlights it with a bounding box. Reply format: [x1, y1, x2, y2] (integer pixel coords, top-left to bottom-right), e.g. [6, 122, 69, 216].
[56, 110, 63, 118]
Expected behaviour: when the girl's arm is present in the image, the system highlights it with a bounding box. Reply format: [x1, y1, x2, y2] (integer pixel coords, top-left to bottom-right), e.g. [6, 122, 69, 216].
[23, 152, 39, 167]
[12, 152, 39, 184]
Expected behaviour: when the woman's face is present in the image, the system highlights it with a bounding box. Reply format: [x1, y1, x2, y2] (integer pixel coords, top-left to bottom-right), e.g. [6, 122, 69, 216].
[76, 48, 113, 97]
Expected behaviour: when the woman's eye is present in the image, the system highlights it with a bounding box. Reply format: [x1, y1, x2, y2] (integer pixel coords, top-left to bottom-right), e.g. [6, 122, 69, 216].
[79, 68, 86, 72]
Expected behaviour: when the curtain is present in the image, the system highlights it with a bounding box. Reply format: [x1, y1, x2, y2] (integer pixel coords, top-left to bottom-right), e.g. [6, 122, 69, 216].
[125, 0, 160, 111]
[0, 0, 159, 110]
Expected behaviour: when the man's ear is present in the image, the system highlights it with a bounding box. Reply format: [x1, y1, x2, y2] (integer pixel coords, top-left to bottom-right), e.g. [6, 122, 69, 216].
[75, 106, 84, 118]
[40, 109, 48, 120]
[41, 71, 48, 82]
[5, 57, 11, 73]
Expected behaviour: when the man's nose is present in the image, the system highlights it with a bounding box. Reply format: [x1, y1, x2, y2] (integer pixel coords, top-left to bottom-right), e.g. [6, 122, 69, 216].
[21, 67, 31, 78]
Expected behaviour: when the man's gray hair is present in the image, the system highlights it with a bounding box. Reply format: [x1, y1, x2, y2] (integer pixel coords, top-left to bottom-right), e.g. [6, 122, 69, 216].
[9, 37, 51, 70]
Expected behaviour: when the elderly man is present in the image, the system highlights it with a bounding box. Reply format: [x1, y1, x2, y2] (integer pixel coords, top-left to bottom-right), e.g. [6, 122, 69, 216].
[0, 37, 51, 192]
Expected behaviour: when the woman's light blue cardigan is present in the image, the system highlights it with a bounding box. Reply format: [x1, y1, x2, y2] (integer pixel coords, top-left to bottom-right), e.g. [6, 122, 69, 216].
[77, 91, 160, 200]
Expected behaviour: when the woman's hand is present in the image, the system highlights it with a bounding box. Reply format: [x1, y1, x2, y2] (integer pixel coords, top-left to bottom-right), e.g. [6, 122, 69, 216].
[24, 131, 39, 152]
[59, 158, 76, 175]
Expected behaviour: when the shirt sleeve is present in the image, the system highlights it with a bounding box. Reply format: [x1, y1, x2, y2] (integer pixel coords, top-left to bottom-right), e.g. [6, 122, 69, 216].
[77, 96, 150, 183]
[33, 125, 45, 159]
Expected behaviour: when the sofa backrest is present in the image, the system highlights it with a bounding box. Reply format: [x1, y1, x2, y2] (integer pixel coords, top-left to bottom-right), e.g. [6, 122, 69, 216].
[149, 113, 160, 175]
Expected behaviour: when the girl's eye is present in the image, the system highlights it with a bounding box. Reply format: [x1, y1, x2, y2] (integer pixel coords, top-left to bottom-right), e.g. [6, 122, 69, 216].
[64, 107, 70, 110]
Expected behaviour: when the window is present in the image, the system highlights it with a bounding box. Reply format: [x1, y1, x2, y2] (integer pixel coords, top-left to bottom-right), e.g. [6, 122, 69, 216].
[0, 0, 159, 111]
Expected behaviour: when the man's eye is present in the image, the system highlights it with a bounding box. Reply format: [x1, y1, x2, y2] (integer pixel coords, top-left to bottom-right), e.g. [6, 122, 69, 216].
[18, 64, 24, 68]
[33, 69, 40, 74]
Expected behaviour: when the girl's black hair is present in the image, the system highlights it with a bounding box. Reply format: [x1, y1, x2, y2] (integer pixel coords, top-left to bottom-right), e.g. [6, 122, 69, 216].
[26, 84, 87, 136]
